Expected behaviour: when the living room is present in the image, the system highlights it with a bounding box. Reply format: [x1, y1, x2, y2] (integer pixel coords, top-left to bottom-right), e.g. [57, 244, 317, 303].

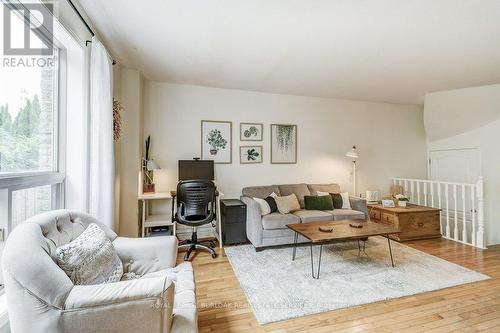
[1, 0, 500, 332]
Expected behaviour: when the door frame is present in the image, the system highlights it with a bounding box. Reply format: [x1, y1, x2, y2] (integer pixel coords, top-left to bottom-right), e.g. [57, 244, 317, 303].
[427, 148, 482, 182]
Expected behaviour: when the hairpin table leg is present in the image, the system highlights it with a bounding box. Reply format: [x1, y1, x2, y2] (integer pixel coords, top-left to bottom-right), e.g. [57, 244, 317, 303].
[387, 237, 395, 267]
[292, 232, 298, 261]
[310, 244, 323, 279]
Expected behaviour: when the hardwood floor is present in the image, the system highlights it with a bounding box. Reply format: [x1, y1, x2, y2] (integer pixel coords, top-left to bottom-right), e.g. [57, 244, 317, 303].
[178, 239, 500, 333]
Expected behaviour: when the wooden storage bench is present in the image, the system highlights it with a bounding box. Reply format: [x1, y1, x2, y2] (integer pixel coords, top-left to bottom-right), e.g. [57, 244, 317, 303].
[368, 204, 441, 241]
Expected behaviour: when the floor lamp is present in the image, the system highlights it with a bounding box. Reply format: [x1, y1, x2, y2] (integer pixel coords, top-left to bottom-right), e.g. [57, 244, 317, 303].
[345, 145, 359, 196]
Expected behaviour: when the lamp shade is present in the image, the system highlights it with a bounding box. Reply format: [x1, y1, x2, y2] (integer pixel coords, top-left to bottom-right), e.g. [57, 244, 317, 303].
[146, 159, 161, 171]
[345, 145, 359, 159]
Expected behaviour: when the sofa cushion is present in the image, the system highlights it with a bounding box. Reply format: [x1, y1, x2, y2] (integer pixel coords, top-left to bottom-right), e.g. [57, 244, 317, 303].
[304, 195, 334, 210]
[308, 183, 341, 195]
[326, 209, 366, 221]
[242, 185, 280, 199]
[293, 210, 333, 223]
[261, 212, 300, 230]
[55, 223, 123, 285]
[273, 193, 301, 214]
[278, 184, 311, 208]
[253, 197, 271, 215]
[265, 196, 278, 213]
[330, 193, 344, 209]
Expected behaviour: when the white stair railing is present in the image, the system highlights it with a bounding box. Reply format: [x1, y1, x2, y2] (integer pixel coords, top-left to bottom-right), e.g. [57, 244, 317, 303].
[391, 177, 486, 249]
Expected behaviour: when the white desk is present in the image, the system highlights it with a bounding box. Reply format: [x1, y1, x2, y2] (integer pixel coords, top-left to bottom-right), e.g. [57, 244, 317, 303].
[138, 191, 224, 250]
[138, 192, 175, 238]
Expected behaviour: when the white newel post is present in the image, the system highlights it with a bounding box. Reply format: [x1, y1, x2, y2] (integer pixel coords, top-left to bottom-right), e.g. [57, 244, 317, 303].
[476, 176, 486, 249]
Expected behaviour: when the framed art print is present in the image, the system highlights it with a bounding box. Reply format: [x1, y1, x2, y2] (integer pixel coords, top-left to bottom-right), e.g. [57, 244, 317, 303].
[240, 123, 263, 141]
[240, 146, 263, 164]
[382, 199, 396, 208]
[201, 120, 232, 164]
[271, 124, 297, 164]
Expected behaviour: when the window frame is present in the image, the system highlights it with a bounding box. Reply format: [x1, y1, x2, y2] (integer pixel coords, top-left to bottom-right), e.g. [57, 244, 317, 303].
[0, 1, 66, 281]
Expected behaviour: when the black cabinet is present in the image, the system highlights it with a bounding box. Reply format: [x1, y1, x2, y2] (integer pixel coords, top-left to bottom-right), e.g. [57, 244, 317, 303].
[220, 199, 247, 244]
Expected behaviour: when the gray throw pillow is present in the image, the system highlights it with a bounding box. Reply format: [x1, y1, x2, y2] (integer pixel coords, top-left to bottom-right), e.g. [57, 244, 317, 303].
[55, 223, 123, 285]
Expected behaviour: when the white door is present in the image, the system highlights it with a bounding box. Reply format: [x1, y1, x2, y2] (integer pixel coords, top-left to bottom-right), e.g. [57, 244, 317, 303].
[429, 149, 481, 183]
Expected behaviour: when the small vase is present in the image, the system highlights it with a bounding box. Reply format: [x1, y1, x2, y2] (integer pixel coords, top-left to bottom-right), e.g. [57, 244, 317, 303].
[143, 183, 155, 193]
[210, 149, 218, 155]
[398, 200, 407, 208]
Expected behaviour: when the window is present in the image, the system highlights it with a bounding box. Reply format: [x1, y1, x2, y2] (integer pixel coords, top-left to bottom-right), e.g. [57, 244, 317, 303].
[0, 8, 58, 175]
[0, 2, 67, 286]
[11, 184, 57, 229]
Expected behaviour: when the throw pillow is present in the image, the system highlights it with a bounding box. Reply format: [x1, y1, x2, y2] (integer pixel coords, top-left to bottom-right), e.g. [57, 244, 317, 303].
[316, 190, 330, 196]
[340, 192, 352, 209]
[253, 197, 271, 215]
[274, 193, 301, 214]
[330, 193, 344, 209]
[55, 223, 123, 285]
[304, 195, 334, 210]
[265, 196, 278, 213]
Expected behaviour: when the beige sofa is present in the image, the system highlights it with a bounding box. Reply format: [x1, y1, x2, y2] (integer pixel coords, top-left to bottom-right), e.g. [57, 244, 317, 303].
[241, 183, 368, 250]
[2, 210, 197, 333]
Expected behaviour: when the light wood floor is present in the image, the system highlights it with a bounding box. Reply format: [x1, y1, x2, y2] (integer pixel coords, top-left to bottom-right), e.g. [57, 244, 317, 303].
[177, 239, 500, 333]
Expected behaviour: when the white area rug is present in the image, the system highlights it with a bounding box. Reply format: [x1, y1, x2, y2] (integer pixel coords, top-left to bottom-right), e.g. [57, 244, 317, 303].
[225, 237, 489, 324]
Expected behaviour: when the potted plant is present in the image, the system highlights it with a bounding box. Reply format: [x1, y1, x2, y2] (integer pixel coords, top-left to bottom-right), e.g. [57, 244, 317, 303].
[246, 148, 260, 161]
[207, 129, 227, 155]
[394, 194, 410, 207]
[244, 126, 258, 138]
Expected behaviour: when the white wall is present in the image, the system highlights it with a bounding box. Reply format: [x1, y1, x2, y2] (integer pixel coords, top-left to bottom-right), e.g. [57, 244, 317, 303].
[143, 82, 427, 200]
[424, 84, 500, 141]
[425, 85, 500, 245]
[117, 68, 143, 237]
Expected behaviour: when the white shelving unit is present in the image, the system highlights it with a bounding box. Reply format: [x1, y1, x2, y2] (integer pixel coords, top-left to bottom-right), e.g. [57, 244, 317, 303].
[139, 192, 176, 237]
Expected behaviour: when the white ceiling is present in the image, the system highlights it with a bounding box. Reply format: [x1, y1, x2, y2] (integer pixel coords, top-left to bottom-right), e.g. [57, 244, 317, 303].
[79, 0, 500, 105]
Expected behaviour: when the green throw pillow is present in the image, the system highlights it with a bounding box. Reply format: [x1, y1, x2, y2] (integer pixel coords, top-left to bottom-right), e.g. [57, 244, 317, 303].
[304, 195, 334, 210]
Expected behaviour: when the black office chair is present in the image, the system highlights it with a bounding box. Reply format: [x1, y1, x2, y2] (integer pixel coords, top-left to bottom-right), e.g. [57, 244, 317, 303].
[173, 180, 218, 261]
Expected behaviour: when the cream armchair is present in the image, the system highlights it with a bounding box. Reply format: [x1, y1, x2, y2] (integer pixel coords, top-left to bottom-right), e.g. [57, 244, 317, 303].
[2, 210, 197, 333]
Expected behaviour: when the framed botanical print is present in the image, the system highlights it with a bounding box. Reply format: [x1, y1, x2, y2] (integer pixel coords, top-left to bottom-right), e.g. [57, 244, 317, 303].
[240, 123, 263, 141]
[270, 124, 297, 164]
[240, 146, 263, 164]
[201, 120, 232, 164]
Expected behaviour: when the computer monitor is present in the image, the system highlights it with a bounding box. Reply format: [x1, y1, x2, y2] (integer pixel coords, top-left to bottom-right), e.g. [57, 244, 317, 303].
[178, 160, 215, 181]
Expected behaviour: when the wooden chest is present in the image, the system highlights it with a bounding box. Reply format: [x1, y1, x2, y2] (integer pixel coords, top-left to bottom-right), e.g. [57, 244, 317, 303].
[368, 204, 441, 241]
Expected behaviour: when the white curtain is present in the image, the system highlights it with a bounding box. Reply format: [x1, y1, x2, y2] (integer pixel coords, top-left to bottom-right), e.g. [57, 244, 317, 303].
[89, 37, 114, 229]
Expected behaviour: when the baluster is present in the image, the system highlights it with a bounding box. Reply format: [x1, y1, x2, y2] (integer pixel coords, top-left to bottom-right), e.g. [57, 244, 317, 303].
[462, 184, 467, 243]
[416, 182, 421, 205]
[471, 185, 476, 246]
[430, 182, 435, 208]
[404, 180, 409, 199]
[424, 181, 428, 206]
[445, 184, 450, 238]
[476, 177, 485, 249]
[437, 183, 443, 235]
[410, 180, 415, 203]
[392, 179, 397, 186]
[453, 185, 458, 241]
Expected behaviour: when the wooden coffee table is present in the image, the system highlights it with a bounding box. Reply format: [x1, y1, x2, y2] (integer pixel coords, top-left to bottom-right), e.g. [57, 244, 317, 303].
[287, 220, 400, 279]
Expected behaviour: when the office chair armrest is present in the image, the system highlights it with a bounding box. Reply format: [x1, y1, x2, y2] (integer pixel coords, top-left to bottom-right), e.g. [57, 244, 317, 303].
[114, 236, 178, 275]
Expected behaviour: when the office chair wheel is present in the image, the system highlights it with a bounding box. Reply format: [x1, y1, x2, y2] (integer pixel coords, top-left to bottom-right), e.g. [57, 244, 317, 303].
[211, 252, 217, 259]
[209, 240, 216, 248]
